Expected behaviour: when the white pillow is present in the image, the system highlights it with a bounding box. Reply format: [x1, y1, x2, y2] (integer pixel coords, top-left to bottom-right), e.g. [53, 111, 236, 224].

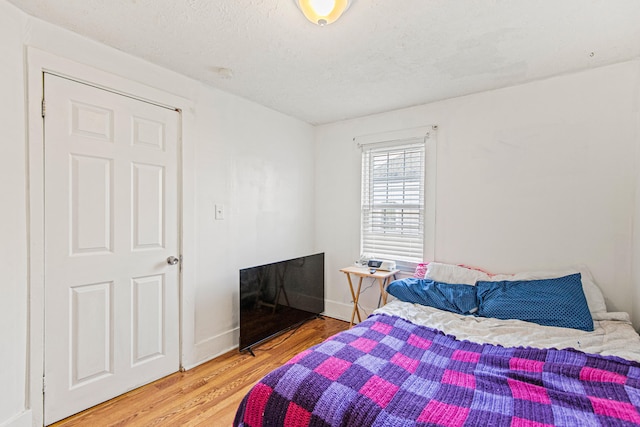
[425, 262, 607, 315]
[425, 262, 490, 286]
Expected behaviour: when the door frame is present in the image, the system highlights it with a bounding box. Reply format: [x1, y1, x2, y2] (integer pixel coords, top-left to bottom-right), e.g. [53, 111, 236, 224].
[27, 47, 196, 426]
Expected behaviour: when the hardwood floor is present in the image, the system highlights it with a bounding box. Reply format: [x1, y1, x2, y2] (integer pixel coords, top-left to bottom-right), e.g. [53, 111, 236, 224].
[51, 316, 349, 427]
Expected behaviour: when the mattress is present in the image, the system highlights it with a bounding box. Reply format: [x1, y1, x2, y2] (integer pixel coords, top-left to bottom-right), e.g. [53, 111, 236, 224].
[375, 300, 640, 363]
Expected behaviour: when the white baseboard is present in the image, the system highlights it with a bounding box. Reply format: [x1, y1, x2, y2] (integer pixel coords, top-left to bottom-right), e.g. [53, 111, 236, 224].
[323, 299, 352, 321]
[323, 299, 379, 324]
[185, 327, 239, 371]
[0, 410, 32, 427]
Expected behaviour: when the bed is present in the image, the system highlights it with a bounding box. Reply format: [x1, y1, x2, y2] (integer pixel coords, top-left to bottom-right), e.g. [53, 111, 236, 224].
[234, 263, 640, 426]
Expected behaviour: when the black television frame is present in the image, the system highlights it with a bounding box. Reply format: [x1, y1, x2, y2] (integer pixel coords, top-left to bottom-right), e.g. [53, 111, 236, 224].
[239, 253, 325, 356]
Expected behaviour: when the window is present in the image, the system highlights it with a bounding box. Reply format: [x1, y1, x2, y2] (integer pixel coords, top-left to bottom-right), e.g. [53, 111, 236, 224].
[358, 126, 437, 267]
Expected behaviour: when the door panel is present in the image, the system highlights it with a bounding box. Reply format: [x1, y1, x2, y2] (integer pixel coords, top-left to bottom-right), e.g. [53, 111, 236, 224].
[70, 154, 113, 254]
[132, 274, 165, 364]
[44, 74, 180, 425]
[70, 282, 113, 386]
[70, 100, 114, 141]
[132, 162, 165, 250]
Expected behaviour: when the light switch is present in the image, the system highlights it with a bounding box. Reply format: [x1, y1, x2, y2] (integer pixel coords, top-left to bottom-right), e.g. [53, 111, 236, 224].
[215, 204, 224, 220]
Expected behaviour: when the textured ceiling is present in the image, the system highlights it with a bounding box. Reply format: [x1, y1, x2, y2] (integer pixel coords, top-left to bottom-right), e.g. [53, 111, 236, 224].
[9, 0, 640, 125]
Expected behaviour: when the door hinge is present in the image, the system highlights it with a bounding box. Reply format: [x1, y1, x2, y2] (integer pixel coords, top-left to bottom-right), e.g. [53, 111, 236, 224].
[42, 375, 46, 394]
[41, 98, 46, 118]
[179, 255, 183, 272]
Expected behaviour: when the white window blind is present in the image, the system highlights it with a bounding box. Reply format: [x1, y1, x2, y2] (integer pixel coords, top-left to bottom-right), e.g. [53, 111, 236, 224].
[361, 138, 426, 263]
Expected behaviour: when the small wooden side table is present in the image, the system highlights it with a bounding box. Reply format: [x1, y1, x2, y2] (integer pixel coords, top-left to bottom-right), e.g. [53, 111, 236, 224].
[340, 266, 399, 327]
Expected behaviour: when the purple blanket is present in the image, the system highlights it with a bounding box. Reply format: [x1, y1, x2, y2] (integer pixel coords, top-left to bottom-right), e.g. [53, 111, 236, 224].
[234, 314, 640, 426]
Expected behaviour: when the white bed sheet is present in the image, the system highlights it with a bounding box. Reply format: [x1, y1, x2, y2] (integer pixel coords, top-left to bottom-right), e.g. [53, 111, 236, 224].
[373, 300, 640, 363]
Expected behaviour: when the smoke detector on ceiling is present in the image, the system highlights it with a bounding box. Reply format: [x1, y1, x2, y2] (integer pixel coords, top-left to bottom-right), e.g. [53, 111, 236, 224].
[210, 67, 234, 79]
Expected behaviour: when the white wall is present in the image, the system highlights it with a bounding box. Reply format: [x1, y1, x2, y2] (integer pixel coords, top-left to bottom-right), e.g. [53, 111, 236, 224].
[0, 1, 315, 425]
[316, 60, 640, 323]
[633, 76, 640, 330]
[189, 86, 316, 363]
[0, 2, 29, 426]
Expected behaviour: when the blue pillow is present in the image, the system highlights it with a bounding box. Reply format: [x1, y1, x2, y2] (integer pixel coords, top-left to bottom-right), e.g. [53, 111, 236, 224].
[386, 278, 478, 315]
[476, 273, 594, 331]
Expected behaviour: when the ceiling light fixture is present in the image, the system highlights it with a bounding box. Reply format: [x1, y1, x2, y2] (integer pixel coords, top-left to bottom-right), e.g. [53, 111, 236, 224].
[294, 0, 352, 27]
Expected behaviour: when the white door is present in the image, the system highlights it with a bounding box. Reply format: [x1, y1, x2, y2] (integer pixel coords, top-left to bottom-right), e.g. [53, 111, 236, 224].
[43, 73, 180, 425]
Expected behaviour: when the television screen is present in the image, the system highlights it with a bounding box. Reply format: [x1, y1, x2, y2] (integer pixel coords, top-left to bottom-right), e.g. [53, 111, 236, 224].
[239, 253, 324, 353]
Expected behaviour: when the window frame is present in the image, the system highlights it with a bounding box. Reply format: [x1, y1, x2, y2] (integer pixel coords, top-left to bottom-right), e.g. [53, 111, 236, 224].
[356, 126, 437, 271]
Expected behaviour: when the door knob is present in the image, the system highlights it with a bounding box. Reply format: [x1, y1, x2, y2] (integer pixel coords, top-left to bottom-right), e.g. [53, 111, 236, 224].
[167, 256, 179, 265]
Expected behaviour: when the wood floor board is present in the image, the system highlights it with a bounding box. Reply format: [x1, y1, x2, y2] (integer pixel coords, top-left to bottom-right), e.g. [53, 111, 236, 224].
[51, 316, 348, 426]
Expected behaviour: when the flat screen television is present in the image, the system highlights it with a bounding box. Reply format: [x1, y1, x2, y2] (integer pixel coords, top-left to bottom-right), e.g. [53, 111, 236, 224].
[239, 252, 324, 354]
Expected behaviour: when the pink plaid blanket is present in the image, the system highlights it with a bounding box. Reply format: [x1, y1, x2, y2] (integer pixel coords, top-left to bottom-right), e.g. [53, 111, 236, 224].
[235, 314, 640, 426]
